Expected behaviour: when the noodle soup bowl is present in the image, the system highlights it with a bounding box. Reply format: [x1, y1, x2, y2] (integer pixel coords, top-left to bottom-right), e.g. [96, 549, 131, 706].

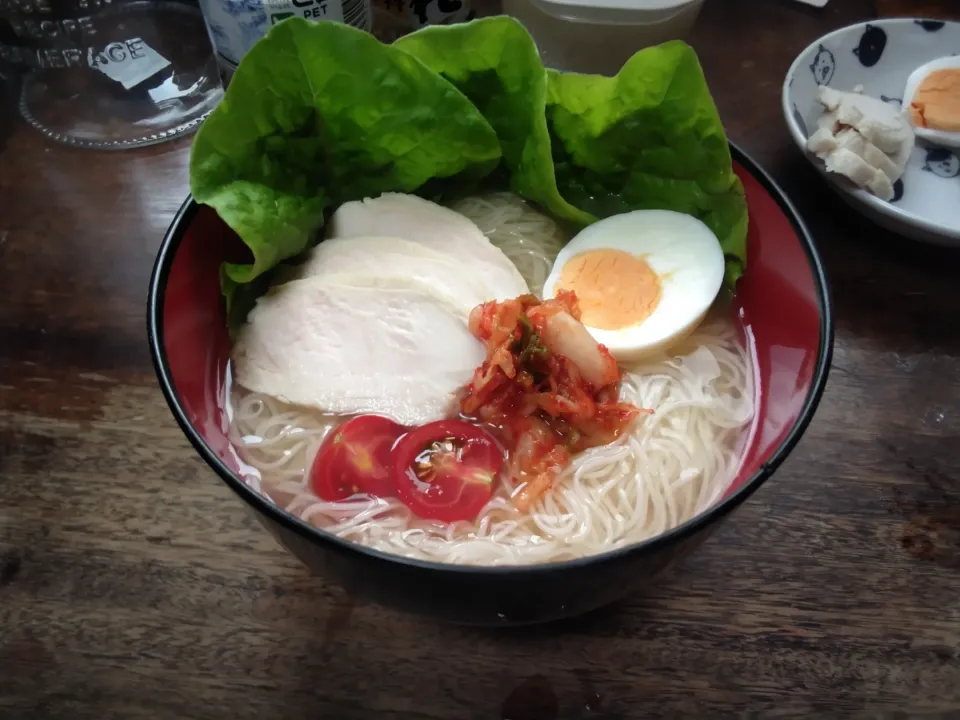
[148, 144, 833, 626]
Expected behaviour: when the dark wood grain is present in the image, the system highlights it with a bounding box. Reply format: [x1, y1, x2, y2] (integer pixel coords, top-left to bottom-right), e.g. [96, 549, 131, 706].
[2, 1, 960, 717]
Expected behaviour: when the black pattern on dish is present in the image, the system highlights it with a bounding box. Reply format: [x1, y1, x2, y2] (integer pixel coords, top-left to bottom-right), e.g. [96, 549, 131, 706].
[853, 25, 886, 67]
[914, 20, 945, 32]
[809, 45, 836, 85]
[880, 95, 902, 106]
[793, 104, 808, 138]
[922, 148, 960, 178]
[891, 179, 904, 203]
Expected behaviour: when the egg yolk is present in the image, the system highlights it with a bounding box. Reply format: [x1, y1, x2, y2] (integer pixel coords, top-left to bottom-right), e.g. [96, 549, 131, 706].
[909, 68, 960, 132]
[557, 249, 661, 331]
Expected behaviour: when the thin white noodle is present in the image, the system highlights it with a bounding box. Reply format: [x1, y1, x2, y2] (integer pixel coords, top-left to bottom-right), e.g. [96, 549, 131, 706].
[227, 192, 756, 566]
[451, 193, 568, 297]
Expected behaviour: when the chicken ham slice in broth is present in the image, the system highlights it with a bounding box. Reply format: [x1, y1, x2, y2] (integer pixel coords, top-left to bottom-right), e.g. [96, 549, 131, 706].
[293, 236, 494, 317]
[233, 273, 485, 426]
[330, 194, 529, 301]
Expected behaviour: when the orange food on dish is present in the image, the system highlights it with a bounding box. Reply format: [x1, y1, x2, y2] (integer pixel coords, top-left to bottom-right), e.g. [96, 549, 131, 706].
[908, 68, 960, 132]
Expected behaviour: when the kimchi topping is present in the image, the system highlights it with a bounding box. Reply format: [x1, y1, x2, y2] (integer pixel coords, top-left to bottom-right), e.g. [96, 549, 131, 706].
[460, 290, 647, 511]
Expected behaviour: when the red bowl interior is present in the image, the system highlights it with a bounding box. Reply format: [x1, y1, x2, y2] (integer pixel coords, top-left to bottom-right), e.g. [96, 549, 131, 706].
[153, 151, 831, 550]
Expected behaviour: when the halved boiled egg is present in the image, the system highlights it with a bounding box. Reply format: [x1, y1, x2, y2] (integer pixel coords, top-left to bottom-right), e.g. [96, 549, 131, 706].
[903, 56, 960, 149]
[542, 209, 725, 362]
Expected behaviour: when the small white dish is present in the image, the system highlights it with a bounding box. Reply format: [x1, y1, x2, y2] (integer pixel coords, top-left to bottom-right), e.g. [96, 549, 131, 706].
[783, 18, 960, 247]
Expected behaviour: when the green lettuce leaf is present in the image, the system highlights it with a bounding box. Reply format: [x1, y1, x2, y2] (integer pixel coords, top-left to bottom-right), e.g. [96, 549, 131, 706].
[191, 18, 748, 323]
[189, 17, 502, 311]
[394, 16, 593, 227]
[544, 41, 748, 283]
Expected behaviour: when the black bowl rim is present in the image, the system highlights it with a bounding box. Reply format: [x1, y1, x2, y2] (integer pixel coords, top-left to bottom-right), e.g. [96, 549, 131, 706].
[147, 142, 834, 576]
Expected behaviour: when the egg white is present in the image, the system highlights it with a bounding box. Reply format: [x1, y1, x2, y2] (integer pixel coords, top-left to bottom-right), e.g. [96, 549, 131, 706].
[542, 209, 725, 362]
[903, 56, 960, 149]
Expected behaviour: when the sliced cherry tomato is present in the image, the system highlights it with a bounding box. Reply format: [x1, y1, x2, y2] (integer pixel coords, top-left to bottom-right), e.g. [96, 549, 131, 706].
[390, 420, 502, 523]
[310, 415, 406, 501]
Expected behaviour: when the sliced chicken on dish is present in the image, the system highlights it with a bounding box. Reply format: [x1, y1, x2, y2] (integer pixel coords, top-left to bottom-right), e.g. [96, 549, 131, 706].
[807, 85, 915, 201]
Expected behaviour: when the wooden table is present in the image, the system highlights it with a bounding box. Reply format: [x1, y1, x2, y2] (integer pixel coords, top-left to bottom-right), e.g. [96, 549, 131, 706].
[2, 1, 959, 717]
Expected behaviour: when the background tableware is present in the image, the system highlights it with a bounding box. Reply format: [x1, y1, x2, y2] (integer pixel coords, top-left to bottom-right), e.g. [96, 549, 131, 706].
[2, 0, 223, 149]
[147, 144, 832, 626]
[501, 0, 704, 75]
[783, 19, 960, 246]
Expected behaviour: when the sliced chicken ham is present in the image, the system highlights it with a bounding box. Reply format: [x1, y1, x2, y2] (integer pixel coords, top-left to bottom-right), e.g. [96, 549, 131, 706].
[232, 273, 485, 426]
[293, 236, 493, 317]
[329, 193, 529, 300]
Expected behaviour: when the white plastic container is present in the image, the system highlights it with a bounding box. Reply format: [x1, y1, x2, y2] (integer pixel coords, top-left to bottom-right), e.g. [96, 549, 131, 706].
[503, 0, 705, 76]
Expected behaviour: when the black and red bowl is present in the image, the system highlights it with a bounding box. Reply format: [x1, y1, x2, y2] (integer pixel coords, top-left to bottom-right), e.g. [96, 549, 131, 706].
[147, 145, 833, 626]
